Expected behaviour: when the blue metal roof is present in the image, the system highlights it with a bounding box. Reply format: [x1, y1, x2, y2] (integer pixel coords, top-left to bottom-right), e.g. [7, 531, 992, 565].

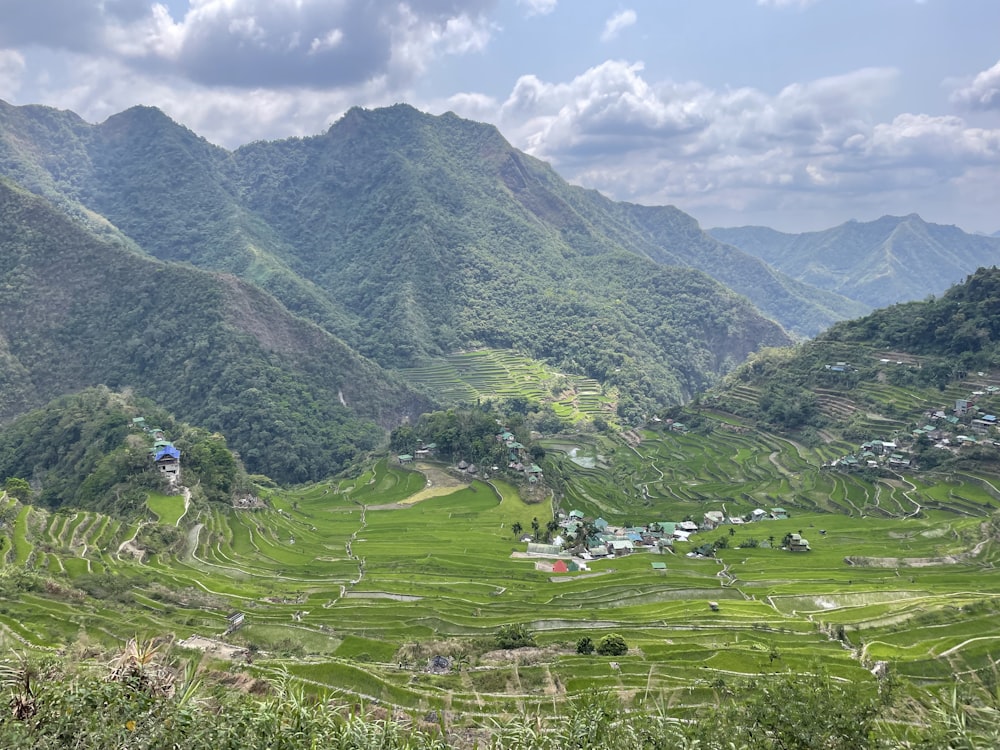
[154, 445, 180, 461]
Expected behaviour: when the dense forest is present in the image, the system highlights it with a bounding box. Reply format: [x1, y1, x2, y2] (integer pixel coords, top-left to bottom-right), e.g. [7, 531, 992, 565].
[0, 179, 432, 483]
[0, 99, 811, 424]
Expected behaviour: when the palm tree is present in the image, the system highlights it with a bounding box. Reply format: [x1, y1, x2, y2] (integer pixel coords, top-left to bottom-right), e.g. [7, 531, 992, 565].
[511, 521, 523, 539]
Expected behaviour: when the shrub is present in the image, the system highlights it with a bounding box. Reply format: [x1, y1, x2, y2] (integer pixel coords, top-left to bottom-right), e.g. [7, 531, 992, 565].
[576, 637, 595, 655]
[596, 634, 628, 656]
[494, 624, 535, 650]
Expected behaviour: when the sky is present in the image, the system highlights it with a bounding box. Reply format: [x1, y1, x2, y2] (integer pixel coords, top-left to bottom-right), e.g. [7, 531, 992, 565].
[1, 0, 999, 233]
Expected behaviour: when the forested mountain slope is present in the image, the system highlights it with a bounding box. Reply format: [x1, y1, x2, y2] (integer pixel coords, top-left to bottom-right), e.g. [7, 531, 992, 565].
[710, 215, 1000, 308]
[0, 179, 431, 483]
[1, 100, 823, 415]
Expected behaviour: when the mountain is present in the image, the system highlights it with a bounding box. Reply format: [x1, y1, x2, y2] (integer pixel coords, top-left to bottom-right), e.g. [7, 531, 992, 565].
[0, 101, 803, 417]
[709, 215, 1000, 309]
[709, 267, 1000, 449]
[0, 178, 431, 483]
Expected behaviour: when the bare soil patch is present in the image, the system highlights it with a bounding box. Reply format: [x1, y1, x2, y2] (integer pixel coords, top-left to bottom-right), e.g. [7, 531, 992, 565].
[176, 635, 247, 660]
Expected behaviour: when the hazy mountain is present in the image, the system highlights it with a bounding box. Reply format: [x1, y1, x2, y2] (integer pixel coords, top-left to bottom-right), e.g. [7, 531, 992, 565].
[0, 100, 800, 417]
[0, 179, 431, 483]
[709, 215, 1000, 308]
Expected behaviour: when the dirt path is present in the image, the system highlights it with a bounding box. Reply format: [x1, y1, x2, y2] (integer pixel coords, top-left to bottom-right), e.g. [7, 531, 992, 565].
[176, 486, 192, 526]
[184, 522, 203, 561]
[116, 522, 145, 561]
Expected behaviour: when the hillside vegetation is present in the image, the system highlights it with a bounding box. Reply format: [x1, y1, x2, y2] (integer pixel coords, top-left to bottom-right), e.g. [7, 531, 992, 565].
[0, 179, 431, 483]
[1, 99, 850, 426]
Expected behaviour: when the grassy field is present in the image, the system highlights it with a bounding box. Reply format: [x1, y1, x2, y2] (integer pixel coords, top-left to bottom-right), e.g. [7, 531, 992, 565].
[1, 416, 999, 719]
[147, 492, 186, 526]
[4, 351, 1000, 719]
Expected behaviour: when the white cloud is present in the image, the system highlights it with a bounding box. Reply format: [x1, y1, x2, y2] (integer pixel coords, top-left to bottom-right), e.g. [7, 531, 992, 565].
[600, 10, 637, 42]
[950, 58, 1000, 110]
[517, 0, 557, 16]
[0, 49, 26, 98]
[0, 1, 498, 90]
[482, 59, 1000, 229]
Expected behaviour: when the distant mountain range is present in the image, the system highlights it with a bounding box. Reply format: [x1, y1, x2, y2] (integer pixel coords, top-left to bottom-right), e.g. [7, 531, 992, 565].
[710, 215, 1000, 309]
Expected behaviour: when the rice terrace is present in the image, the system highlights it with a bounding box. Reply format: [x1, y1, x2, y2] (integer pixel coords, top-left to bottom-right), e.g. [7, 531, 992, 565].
[3, 343, 1000, 742]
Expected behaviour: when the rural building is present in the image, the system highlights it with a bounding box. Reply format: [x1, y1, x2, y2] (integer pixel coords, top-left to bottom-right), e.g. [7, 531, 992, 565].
[551, 560, 569, 573]
[703, 511, 725, 529]
[153, 444, 181, 482]
[785, 533, 811, 552]
[607, 539, 634, 555]
[770, 507, 789, 519]
[225, 611, 246, 633]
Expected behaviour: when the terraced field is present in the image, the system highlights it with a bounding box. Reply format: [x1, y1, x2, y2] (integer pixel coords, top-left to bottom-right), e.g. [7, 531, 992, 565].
[2, 409, 1000, 717]
[399, 349, 616, 423]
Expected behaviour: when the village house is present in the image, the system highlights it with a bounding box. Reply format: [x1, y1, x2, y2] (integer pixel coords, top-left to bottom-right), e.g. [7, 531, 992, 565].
[702, 510, 725, 529]
[225, 611, 246, 633]
[784, 533, 811, 552]
[153, 444, 181, 482]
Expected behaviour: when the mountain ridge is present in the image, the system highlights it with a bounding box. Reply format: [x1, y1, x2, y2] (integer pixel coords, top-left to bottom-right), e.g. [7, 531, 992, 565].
[0, 99, 803, 418]
[709, 214, 1000, 308]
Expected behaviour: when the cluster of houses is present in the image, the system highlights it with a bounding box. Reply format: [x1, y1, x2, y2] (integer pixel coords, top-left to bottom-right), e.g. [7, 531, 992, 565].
[396, 442, 437, 465]
[131, 417, 181, 484]
[397, 429, 546, 484]
[828, 438, 911, 471]
[497, 430, 544, 483]
[523, 506, 797, 561]
[829, 388, 1000, 472]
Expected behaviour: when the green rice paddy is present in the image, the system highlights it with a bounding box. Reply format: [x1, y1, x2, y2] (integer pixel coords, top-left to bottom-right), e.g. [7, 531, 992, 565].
[0, 417, 998, 715]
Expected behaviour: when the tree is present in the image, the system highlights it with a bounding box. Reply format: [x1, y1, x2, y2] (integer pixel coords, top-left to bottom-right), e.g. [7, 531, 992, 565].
[576, 636, 595, 655]
[495, 624, 536, 650]
[3, 478, 31, 503]
[511, 521, 523, 539]
[531, 517, 540, 541]
[596, 633, 628, 656]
